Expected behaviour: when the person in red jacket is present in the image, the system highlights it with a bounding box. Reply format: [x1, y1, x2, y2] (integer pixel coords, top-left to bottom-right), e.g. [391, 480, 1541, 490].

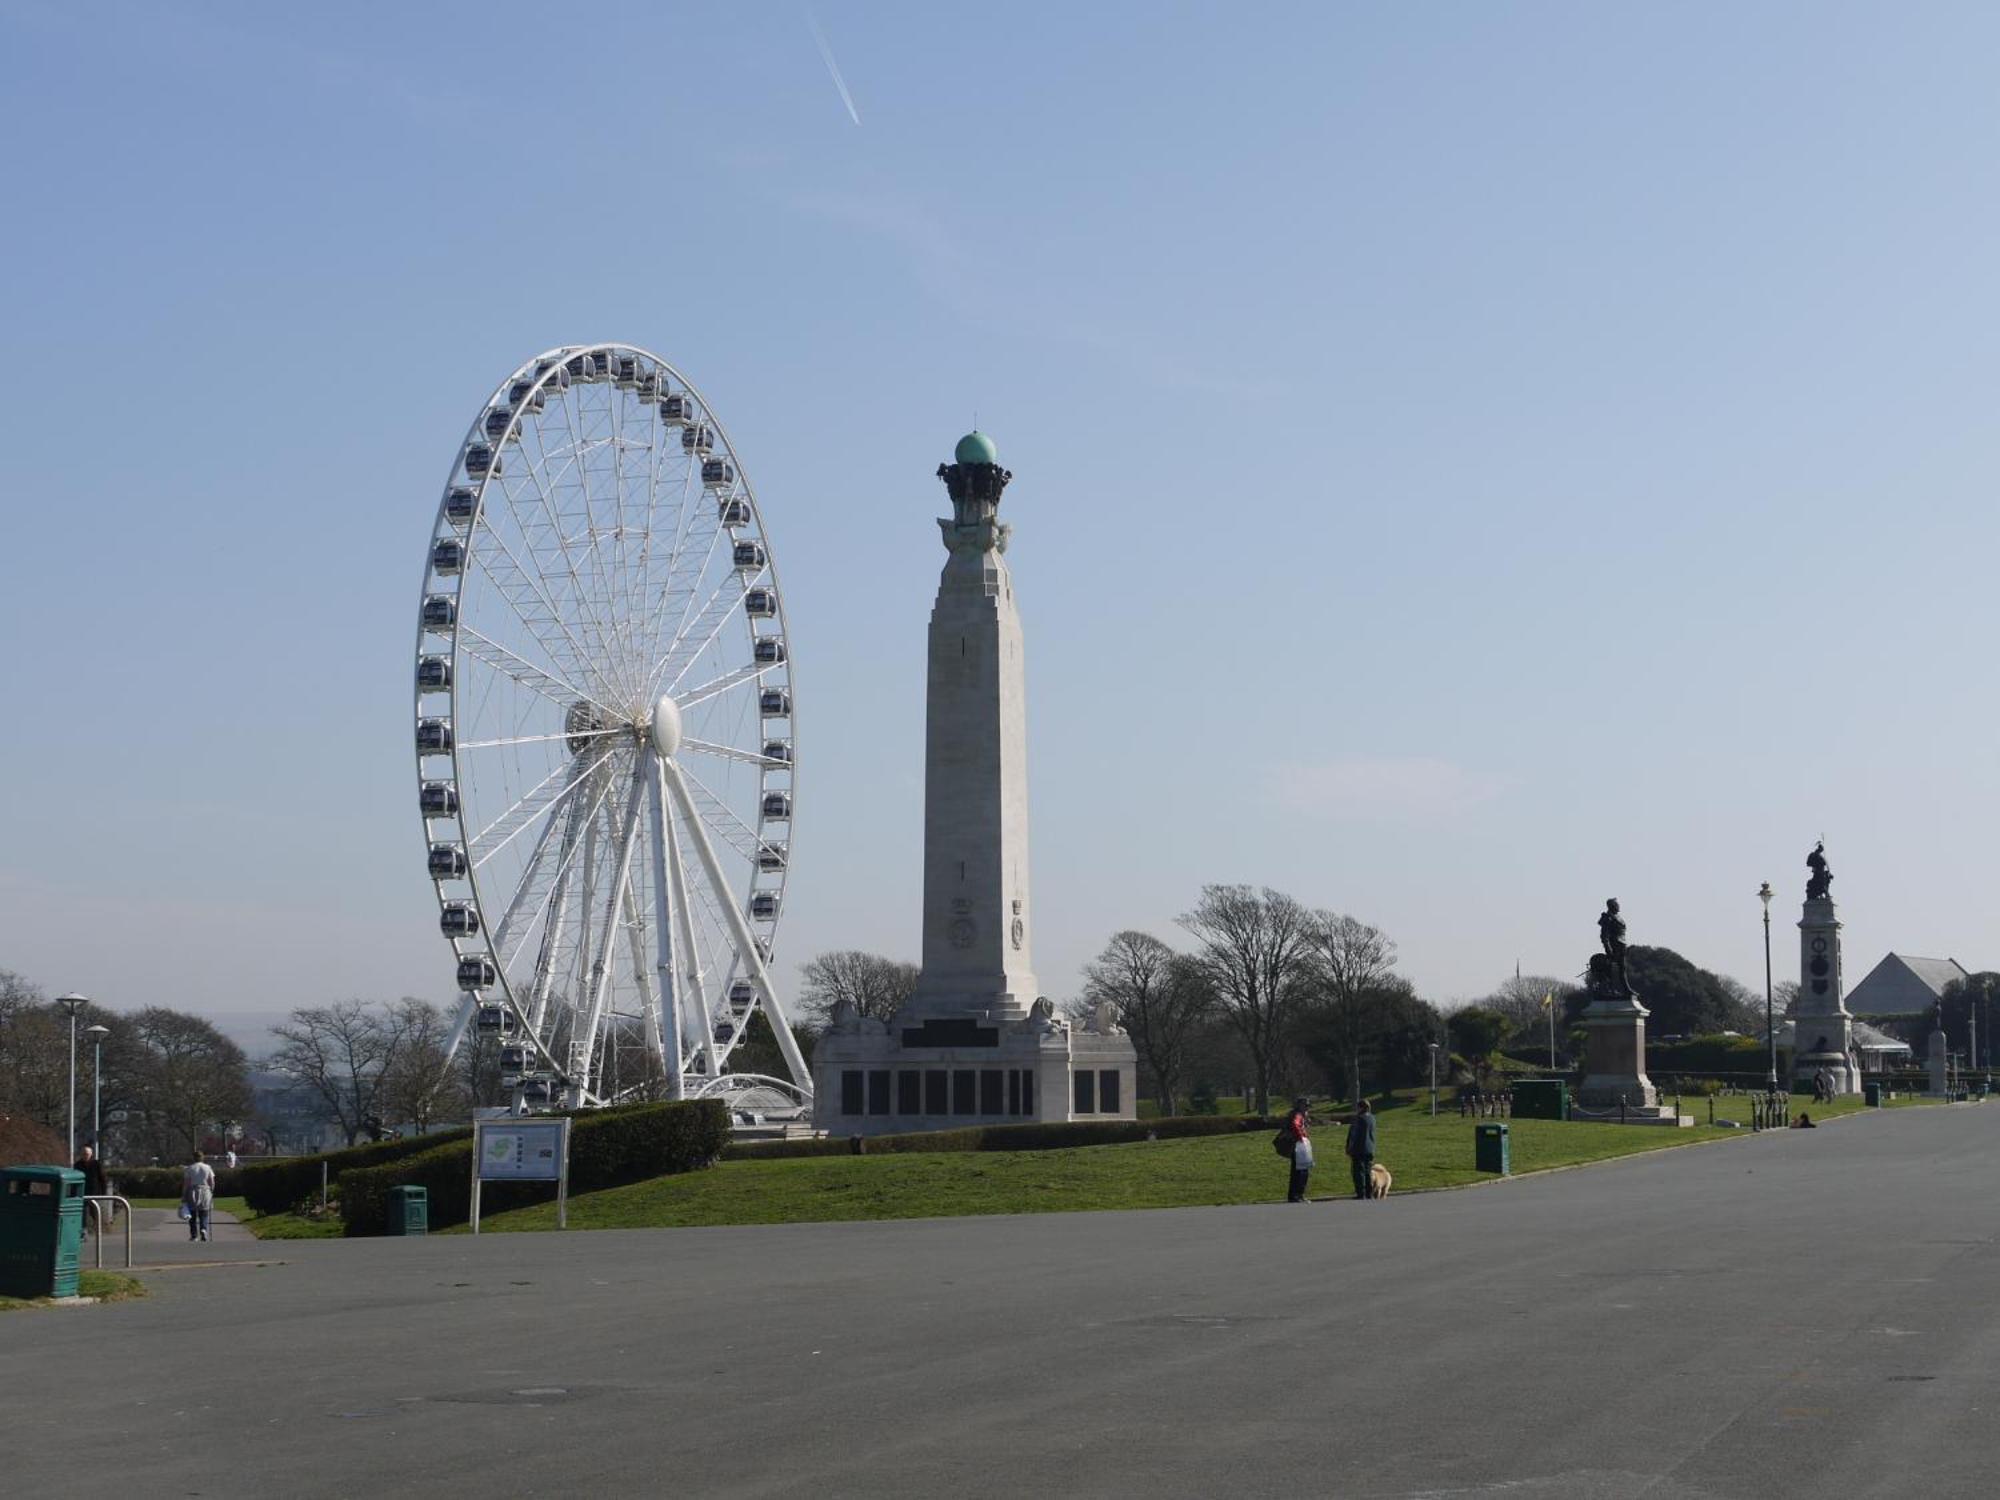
[1284, 1096, 1313, 1202]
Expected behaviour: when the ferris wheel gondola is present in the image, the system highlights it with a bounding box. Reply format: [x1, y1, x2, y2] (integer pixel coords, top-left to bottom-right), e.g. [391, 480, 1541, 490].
[414, 344, 808, 1111]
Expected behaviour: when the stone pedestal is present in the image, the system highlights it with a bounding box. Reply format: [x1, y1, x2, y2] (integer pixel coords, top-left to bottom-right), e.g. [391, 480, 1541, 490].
[1579, 988, 1660, 1109]
[1791, 894, 1858, 1095]
[1927, 1029, 1949, 1095]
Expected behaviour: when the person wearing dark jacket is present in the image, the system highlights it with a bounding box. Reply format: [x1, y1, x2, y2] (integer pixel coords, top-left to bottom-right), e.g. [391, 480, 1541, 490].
[73, 1146, 108, 1235]
[1346, 1098, 1378, 1200]
[1283, 1097, 1313, 1203]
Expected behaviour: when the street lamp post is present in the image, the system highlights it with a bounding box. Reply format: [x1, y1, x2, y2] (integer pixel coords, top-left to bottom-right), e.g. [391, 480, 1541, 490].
[83, 1024, 109, 1155]
[1758, 884, 1777, 1100]
[1427, 1041, 1439, 1118]
[55, 994, 88, 1163]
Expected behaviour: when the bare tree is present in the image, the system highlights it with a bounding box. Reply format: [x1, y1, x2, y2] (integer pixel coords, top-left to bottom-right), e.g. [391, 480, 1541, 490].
[266, 1001, 404, 1146]
[796, 951, 920, 1027]
[1776, 980, 1801, 1020]
[1082, 932, 1215, 1117]
[374, 998, 462, 1134]
[1304, 912, 1398, 1104]
[122, 1008, 254, 1163]
[1177, 886, 1316, 1115]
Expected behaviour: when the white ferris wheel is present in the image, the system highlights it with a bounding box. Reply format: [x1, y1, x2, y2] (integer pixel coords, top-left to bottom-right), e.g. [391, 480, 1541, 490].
[416, 343, 810, 1114]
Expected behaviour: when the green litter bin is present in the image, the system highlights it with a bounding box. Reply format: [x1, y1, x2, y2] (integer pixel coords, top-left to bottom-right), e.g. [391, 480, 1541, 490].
[1864, 1081, 1883, 1107]
[0, 1166, 85, 1298]
[1475, 1122, 1511, 1176]
[385, 1184, 428, 1237]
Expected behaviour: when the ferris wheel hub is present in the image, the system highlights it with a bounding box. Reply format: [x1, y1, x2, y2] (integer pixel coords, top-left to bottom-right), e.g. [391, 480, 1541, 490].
[648, 694, 683, 759]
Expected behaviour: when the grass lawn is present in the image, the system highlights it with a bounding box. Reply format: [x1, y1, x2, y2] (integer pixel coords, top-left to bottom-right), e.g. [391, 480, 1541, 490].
[465, 1094, 1943, 1235]
[0, 1271, 148, 1312]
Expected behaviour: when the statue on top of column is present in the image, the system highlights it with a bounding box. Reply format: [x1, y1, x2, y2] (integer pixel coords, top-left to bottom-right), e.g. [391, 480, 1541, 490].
[1806, 841, 1833, 901]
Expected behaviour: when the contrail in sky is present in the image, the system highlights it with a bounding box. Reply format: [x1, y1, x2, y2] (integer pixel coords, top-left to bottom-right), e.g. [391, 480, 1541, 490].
[806, 8, 861, 126]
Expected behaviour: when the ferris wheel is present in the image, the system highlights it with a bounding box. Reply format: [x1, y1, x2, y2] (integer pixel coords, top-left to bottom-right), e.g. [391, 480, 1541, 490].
[416, 343, 809, 1112]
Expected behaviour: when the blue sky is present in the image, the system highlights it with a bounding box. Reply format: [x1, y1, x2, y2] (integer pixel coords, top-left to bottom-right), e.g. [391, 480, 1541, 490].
[2, 2, 1994, 1047]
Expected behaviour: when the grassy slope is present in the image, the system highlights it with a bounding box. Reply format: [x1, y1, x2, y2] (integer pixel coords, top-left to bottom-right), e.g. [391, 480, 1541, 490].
[468, 1094, 1934, 1235]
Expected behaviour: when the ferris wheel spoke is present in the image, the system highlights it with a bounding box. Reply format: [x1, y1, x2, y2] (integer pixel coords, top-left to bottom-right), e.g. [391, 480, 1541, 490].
[468, 522, 613, 703]
[673, 762, 769, 861]
[675, 662, 773, 712]
[634, 457, 719, 687]
[467, 750, 603, 864]
[655, 570, 763, 701]
[492, 456, 624, 698]
[680, 737, 788, 770]
[457, 727, 626, 753]
[545, 381, 639, 704]
[456, 627, 615, 720]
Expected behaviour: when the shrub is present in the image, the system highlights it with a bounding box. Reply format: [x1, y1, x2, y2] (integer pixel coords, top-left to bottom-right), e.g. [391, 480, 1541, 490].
[235, 1131, 473, 1215]
[338, 1100, 729, 1235]
[104, 1165, 245, 1201]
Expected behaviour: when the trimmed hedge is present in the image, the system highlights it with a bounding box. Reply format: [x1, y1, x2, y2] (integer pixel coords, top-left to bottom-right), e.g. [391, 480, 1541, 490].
[339, 1099, 730, 1235]
[235, 1131, 473, 1215]
[106, 1165, 245, 1200]
[723, 1113, 1280, 1161]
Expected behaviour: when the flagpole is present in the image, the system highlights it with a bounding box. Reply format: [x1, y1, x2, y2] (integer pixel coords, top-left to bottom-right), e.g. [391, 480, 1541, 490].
[1547, 992, 1555, 1070]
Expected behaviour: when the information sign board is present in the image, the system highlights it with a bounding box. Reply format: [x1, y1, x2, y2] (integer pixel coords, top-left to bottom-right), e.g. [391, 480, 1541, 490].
[469, 1115, 571, 1233]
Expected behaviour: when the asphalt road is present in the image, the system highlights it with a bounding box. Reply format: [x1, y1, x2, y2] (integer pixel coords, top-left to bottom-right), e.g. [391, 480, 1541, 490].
[9, 1105, 1996, 1499]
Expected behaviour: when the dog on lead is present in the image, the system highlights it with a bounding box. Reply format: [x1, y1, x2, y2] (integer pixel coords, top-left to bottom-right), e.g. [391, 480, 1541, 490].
[1368, 1161, 1392, 1199]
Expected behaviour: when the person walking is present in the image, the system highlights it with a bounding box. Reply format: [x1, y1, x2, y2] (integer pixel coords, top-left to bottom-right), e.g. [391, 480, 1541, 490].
[73, 1145, 108, 1234]
[181, 1150, 216, 1243]
[1282, 1096, 1313, 1203]
[1346, 1097, 1378, 1201]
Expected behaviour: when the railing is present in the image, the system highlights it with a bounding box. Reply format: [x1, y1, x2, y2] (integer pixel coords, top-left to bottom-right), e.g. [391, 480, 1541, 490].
[84, 1196, 133, 1270]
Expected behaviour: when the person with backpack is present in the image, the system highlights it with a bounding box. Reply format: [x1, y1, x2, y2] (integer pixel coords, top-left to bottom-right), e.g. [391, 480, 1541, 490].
[1346, 1097, 1378, 1200]
[1275, 1096, 1313, 1202]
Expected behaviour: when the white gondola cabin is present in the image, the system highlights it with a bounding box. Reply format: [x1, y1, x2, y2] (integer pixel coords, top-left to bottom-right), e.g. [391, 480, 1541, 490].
[416, 656, 452, 691]
[743, 588, 777, 618]
[753, 637, 786, 665]
[416, 718, 453, 754]
[420, 781, 459, 817]
[428, 842, 468, 879]
[440, 902, 480, 937]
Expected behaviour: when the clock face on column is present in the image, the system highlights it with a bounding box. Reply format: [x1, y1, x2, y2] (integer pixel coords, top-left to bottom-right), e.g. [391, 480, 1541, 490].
[1811, 937, 1827, 954]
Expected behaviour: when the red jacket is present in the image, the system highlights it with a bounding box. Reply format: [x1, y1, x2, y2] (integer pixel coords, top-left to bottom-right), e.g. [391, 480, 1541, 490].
[1286, 1110, 1310, 1144]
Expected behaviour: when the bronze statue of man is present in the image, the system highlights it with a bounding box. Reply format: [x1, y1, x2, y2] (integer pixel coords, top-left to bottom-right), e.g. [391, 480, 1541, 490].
[1598, 898, 1629, 992]
[1806, 841, 1832, 901]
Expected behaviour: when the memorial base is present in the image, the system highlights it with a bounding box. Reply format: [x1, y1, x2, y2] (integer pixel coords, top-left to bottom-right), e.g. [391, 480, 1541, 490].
[812, 1007, 1136, 1137]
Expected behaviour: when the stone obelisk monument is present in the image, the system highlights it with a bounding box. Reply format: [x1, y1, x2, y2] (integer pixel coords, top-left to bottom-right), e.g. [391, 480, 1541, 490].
[1790, 841, 1858, 1095]
[811, 434, 1135, 1135]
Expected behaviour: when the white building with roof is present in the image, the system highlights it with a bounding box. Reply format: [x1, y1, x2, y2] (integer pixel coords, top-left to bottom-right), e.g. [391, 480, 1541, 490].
[1843, 954, 1970, 1019]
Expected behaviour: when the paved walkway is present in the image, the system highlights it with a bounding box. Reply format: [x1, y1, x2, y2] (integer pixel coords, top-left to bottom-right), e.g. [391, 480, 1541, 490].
[6, 1104, 1996, 1497]
[91, 1205, 270, 1268]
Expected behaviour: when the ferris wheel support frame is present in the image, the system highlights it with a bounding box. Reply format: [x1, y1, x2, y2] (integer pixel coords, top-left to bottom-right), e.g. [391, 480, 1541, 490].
[662, 758, 811, 1087]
